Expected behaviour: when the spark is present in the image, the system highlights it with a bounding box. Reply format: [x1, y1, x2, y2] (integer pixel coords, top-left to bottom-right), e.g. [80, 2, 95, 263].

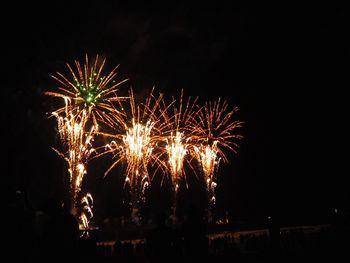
[194, 141, 220, 205]
[194, 141, 220, 189]
[52, 99, 97, 227]
[157, 90, 200, 187]
[80, 193, 94, 230]
[46, 54, 128, 126]
[191, 99, 243, 217]
[166, 131, 188, 192]
[193, 98, 243, 163]
[97, 88, 166, 212]
[122, 119, 154, 187]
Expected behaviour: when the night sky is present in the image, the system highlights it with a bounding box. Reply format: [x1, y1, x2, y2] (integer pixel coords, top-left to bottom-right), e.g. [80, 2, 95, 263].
[3, 3, 348, 226]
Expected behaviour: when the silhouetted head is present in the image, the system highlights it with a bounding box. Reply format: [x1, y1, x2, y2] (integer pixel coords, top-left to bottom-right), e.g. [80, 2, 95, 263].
[187, 204, 202, 221]
[42, 198, 62, 217]
[154, 211, 167, 226]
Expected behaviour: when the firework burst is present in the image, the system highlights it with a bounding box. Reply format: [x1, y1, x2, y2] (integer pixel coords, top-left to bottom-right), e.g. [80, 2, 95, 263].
[122, 118, 154, 188]
[166, 131, 189, 192]
[46, 54, 128, 126]
[194, 141, 220, 204]
[96, 88, 167, 215]
[191, 99, 243, 221]
[157, 90, 200, 187]
[193, 98, 243, 162]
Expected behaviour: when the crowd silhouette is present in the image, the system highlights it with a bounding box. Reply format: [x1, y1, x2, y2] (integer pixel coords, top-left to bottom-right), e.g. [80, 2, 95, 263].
[3, 190, 350, 262]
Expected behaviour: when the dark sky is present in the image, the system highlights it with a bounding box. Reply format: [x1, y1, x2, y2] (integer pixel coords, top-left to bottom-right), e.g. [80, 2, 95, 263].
[3, 3, 348, 225]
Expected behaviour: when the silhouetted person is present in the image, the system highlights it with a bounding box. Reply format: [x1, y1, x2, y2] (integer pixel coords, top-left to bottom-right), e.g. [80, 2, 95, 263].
[3, 188, 37, 258]
[78, 233, 98, 258]
[182, 204, 208, 260]
[41, 198, 79, 257]
[146, 211, 174, 261]
[267, 214, 280, 256]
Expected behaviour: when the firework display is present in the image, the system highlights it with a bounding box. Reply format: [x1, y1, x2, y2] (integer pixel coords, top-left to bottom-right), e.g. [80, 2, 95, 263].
[47, 55, 243, 226]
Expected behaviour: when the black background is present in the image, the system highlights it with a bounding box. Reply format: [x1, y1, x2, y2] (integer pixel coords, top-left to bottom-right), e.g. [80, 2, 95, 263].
[3, 2, 348, 226]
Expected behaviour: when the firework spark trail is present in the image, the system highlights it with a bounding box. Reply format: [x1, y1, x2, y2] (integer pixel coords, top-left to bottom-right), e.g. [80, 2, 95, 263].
[80, 193, 94, 230]
[96, 88, 168, 214]
[123, 119, 154, 189]
[193, 98, 243, 162]
[191, 99, 243, 221]
[194, 141, 220, 204]
[52, 99, 97, 228]
[166, 131, 189, 192]
[194, 141, 220, 189]
[46, 54, 128, 126]
[157, 90, 200, 186]
[147, 90, 202, 221]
